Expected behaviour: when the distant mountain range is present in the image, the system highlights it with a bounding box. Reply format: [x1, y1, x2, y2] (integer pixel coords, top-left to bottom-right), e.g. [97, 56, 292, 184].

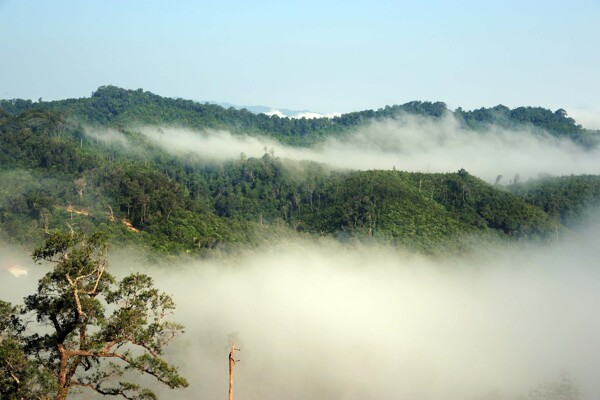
[214, 102, 341, 119]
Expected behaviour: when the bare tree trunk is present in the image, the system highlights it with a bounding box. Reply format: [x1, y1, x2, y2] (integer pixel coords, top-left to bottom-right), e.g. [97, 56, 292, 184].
[229, 342, 239, 400]
[107, 205, 115, 222]
[55, 345, 70, 400]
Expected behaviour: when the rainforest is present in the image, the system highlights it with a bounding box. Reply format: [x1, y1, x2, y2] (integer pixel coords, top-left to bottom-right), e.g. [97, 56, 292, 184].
[2, 86, 600, 399]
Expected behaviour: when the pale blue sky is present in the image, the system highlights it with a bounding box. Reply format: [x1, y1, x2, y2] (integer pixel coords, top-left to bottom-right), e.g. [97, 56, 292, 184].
[0, 0, 599, 115]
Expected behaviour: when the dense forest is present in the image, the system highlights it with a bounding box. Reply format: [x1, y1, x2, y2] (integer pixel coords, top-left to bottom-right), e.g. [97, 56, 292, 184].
[2, 86, 600, 255]
[2, 85, 598, 146]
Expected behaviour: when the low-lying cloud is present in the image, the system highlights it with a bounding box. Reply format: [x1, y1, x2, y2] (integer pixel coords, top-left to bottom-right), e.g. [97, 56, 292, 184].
[85, 127, 133, 149]
[148, 233, 600, 399]
[126, 114, 600, 182]
[3, 219, 600, 399]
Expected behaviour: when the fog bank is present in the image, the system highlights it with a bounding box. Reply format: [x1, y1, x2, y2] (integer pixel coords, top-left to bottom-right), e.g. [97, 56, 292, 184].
[132, 114, 600, 182]
[142, 230, 600, 399]
[3, 223, 600, 399]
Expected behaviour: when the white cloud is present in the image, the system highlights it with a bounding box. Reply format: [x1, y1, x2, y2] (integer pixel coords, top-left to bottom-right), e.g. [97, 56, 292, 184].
[263, 109, 287, 118]
[140, 224, 600, 399]
[4, 216, 600, 399]
[84, 126, 132, 148]
[135, 114, 600, 183]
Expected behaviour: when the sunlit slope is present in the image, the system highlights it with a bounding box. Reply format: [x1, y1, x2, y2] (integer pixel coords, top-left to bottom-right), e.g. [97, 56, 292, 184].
[206, 165, 555, 251]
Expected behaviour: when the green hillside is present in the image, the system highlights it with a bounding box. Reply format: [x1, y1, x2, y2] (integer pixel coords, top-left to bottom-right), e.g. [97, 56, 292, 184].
[2, 88, 599, 255]
[2, 85, 598, 146]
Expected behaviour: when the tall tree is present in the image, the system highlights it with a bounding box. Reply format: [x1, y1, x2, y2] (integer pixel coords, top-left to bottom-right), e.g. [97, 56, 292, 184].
[0, 232, 188, 400]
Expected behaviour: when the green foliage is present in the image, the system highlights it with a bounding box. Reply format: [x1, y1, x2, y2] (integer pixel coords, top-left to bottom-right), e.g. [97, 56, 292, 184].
[1, 300, 57, 399]
[406, 170, 555, 238]
[0, 109, 92, 172]
[194, 156, 559, 253]
[296, 170, 469, 252]
[6, 86, 595, 147]
[455, 105, 597, 147]
[512, 175, 600, 227]
[3, 89, 600, 254]
[0, 232, 188, 400]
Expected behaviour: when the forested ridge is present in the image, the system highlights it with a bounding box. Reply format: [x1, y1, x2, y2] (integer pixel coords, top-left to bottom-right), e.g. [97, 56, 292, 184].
[2, 86, 600, 255]
[2, 85, 598, 146]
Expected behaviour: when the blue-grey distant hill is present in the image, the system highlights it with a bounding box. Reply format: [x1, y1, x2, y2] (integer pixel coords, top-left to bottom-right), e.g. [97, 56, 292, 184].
[213, 102, 314, 118]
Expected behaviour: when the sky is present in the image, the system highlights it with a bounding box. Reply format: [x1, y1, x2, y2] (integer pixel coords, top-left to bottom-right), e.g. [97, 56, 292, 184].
[1, 0, 599, 117]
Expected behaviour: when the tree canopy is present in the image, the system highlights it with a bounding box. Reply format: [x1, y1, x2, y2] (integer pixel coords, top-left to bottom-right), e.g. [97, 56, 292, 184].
[0, 232, 188, 400]
[1, 88, 600, 254]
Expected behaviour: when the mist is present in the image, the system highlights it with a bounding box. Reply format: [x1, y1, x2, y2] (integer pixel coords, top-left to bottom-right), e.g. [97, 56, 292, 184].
[4, 115, 600, 398]
[5, 219, 599, 399]
[84, 127, 133, 149]
[146, 231, 600, 400]
[128, 114, 600, 182]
